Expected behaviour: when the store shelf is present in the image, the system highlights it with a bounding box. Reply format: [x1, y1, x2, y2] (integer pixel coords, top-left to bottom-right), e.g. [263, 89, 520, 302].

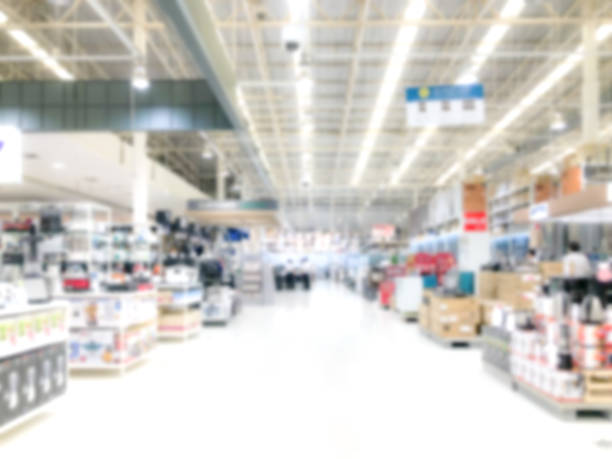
[0, 300, 69, 319]
[0, 334, 68, 360]
[158, 327, 200, 340]
[488, 186, 530, 204]
[0, 397, 64, 436]
[513, 378, 612, 420]
[70, 349, 154, 373]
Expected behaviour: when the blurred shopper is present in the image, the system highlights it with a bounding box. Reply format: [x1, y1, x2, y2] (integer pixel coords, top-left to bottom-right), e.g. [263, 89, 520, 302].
[562, 241, 591, 278]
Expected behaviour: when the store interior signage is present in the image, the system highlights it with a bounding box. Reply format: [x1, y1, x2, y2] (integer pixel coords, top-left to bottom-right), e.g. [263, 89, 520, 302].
[406, 83, 485, 127]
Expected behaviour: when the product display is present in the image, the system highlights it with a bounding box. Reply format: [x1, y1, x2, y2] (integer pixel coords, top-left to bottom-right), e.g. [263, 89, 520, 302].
[0, 296, 68, 433]
[157, 285, 202, 339]
[62, 291, 157, 371]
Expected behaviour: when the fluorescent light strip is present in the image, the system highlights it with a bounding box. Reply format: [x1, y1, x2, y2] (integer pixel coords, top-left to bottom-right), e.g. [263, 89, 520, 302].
[351, 0, 426, 186]
[392, 0, 525, 187]
[8, 29, 74, 80]
[437, 24, 612, 187]
[457, 0, 525, 83]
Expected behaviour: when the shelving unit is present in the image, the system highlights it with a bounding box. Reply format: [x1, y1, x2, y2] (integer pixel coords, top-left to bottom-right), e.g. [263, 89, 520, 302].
[157, 284, 203, 340]
[0, 299, 69, 433]
[487, 183, 531, 231]
[59, 290, 157, 373]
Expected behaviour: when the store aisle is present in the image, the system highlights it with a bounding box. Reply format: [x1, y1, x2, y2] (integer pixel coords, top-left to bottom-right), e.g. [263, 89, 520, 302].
[1, 281, 611, 458]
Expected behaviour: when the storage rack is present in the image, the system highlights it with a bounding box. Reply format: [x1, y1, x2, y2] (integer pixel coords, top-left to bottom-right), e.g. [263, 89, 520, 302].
[487, 184, 531, 230]
[59, 290, 157, 373]
[240, 252, 267, 303]
[0, 300, 69, 434]
[156, 284, 203, 340]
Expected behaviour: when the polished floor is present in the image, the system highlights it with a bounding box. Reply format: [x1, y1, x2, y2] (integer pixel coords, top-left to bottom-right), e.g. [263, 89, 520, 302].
[1, 281, 612, 457]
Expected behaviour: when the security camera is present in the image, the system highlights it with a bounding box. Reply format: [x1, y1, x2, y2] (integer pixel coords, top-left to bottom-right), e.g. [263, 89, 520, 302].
[282, 25, 303, 53]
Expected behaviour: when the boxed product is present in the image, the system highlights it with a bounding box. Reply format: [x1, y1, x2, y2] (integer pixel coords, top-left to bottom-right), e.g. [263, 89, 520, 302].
[477, 271, 498, 299]
[539, 262, 563, 282]
[431, 321, 478, 339]
[70, 329, 118, 366]
[0, 308, 67, 359]
[158, 310, 200, 332]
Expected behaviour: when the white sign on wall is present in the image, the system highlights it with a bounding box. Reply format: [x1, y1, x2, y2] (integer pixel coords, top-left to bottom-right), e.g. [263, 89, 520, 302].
[0, 126, 23, 184]
[406, 84, 485, 127]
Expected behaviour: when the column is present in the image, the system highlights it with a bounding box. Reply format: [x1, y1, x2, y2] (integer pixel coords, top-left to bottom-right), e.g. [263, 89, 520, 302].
[132, 0, 148, 226]
[582, 1, 599, 144]
[217, 153, 226, 200]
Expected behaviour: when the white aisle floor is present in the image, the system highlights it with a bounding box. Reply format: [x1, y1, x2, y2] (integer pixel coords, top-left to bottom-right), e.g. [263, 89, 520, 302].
[1, 281, 612, 458]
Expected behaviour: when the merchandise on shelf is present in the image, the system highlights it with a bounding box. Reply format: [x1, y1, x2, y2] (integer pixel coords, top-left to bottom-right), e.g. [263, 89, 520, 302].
[0, 306, 68, 359]
[69, 321, 156, 367]
[63, 291, 158, 370]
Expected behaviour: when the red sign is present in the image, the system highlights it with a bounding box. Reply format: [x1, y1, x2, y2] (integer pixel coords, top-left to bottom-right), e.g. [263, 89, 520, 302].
[372, 224, 395, 241]
[463, 211, 488, 232]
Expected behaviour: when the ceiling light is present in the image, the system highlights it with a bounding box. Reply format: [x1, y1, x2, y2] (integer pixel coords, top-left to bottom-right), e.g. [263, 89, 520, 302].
[202, 150, 215, 160]
[132, 64, 150, 91]
[438, 24, 612, 185]
[52, 162, 65, 170]
[351, 1, 426, 186]
[0, 10, 7, 24]
[550, 111, 567, 131]
[388, 0, 524, 188]
[9, 29, 37, 49]
[8, 29, 74, 80]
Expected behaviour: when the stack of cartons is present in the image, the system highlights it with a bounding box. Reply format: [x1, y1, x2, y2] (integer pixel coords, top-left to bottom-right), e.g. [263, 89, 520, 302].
[539, 262, 563, 282]
[419, 290, 432, 331]
[429, 295, 479, 340]
[477, 271, 498, 299]
[496, 272, 541, 310]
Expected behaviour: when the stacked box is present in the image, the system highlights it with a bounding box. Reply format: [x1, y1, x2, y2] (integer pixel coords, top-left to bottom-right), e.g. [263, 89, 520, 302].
[419, 291, 432, 331]
[429, 296, 479, 339]
[477, 271, 498, 299]
[496, 272, 541, 310]
[539, 262, 563, 282]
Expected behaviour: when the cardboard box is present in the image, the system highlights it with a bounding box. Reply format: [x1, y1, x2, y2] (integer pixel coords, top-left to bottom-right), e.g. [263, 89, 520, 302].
[561, 164, 582, 196]
[431, 321, 478, 339]
[418, 304, 430, 331]
[539, 262, 563, 282]
[477, 271, 498, 299]
[430, 309, 480, 325]
[430, 295, 478, 315]
[534, 175, 555, 203]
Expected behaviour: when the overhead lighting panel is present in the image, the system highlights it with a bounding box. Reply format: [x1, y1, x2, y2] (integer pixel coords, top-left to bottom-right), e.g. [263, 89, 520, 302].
[0, 10, 7, 23]
[392, 0, 524, 188]
[8, 29, 74, 81]
[436, 23, 612, 187]
[351, 1, 426, 186]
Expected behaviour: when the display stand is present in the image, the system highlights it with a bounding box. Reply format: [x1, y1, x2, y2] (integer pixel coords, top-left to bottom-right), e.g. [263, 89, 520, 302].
[157, 284, 202, 340]
[59, 290, 157, 373]
[0, 300, 69, 434]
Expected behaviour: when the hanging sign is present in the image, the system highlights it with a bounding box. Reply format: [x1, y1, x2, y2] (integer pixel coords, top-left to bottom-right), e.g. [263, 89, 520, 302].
[406, 84, 485, 127]
[0, 126, 23, 184]
[463, 211, 488, 232]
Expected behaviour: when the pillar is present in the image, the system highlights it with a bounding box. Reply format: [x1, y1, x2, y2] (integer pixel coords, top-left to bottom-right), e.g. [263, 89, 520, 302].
[132, 0, 148, 226]
[217, 153, 226, 200]
[582, 1, 599, 144]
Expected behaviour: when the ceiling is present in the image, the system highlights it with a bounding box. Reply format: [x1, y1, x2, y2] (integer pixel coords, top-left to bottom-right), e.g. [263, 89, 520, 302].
[1, 1, 612, 233]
